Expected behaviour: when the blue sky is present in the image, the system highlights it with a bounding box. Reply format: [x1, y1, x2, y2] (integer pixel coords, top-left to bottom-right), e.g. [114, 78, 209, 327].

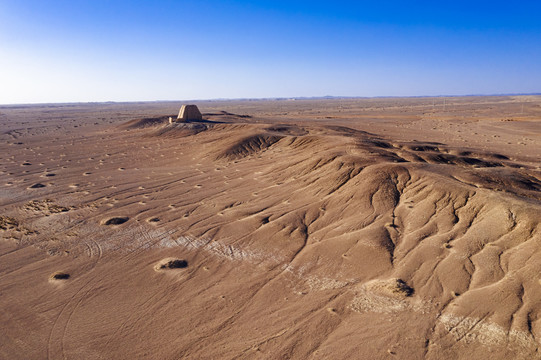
[1, 0, 540, 103]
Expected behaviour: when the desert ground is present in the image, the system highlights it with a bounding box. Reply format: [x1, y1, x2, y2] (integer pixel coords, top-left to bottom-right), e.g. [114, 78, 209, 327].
[1, 96, 540, 359]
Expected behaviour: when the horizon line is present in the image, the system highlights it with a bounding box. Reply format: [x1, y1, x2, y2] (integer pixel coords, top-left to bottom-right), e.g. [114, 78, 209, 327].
[1, 92, 540, 107]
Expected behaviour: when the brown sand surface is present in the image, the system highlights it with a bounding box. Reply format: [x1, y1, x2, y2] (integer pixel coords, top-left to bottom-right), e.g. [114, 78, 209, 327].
[0, 96, 540, 359]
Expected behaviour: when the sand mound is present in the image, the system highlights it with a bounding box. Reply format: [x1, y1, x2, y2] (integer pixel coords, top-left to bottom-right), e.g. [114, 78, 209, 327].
[151, 122, 208, 137]
[217, 133, 284, 160]
[118, 116, 170, 130]
[265, 124, 308, 136]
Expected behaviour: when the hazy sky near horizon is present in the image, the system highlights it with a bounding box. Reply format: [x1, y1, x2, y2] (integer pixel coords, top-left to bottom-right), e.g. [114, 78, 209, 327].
[1, 0, 540, 104]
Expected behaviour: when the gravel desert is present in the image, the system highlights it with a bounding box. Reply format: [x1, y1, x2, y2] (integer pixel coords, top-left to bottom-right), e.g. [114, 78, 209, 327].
[1, 96, 540, 359]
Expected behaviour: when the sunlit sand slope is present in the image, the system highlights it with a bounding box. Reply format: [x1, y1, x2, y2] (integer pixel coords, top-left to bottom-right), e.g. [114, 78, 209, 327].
[0, 97, 540, 359]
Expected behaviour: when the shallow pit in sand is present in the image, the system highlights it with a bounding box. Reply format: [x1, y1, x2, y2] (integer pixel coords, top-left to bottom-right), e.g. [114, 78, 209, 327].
[363, 278, 414, 298]
[154, 258, 188, 271]
[49, 271, 70, 281]
[102, 216, 129, 225]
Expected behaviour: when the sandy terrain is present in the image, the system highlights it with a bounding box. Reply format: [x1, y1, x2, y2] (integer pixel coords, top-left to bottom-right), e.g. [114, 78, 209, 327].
[0, 96, 540, 359]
